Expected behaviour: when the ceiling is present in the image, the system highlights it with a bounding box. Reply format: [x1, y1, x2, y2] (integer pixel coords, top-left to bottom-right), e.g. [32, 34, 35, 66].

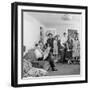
[26, 12, 82, 27]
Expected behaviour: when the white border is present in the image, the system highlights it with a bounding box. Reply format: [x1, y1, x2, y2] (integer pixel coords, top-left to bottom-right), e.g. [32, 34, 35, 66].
[18, 5, 85, 84]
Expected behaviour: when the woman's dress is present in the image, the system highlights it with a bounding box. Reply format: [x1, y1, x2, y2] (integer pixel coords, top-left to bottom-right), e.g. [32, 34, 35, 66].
[53, 40, 58, 55]
[73, 40, 80, 57]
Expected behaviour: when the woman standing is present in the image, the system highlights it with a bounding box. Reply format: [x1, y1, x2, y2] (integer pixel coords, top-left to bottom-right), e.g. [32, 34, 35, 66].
[73, 38, 80, 61]
[65, 37, 73, 64]
[53, 35, 59, 63]
[53, 36, 58, 55]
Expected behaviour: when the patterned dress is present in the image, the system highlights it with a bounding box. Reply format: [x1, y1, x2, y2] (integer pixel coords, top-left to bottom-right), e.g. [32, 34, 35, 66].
[53, 40, 58, 55]
[73, 40, 80, 57]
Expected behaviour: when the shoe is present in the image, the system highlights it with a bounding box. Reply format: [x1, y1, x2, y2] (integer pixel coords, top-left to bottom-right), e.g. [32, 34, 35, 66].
[52, 68, 58, 71]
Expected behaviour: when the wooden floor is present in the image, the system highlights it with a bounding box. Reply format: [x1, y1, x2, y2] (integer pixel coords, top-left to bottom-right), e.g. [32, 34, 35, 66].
[47, 63, 80, 76]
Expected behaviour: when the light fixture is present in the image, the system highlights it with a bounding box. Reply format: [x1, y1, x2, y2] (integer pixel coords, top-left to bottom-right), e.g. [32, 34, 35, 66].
[62, 14, 72, 20]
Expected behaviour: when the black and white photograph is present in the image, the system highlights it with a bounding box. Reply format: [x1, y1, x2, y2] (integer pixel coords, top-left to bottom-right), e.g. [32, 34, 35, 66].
[11, 2, 88, 87]
[22, 11, 81, 78]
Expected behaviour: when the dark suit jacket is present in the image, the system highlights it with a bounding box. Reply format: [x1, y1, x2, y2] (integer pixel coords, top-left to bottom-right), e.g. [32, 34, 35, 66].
[47, 38, 54, 52]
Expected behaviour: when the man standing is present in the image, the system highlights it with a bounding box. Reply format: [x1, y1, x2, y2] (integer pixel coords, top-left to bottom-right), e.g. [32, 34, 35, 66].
[61, 32, 67, 47]
[45, 33, 57, 71]
[61, 32, 68, 63]
[46, 33, 54, 53]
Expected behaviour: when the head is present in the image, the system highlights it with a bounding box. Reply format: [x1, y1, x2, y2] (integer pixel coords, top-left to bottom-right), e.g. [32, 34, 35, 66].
[40, 26, 43, 30]
[38, 41, 43, 45]
[40, 27, 43, 33]
[48, 33, 53, 39]
[54, 35, 58, 40]
[38, 41, 43, 49]
[63, 32, 66, 36]
[35, 43, 38, 47]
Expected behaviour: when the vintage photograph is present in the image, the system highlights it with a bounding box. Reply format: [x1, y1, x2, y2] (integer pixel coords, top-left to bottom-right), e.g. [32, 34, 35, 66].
[11, 2, 87, 87]
[22, 11, 81, 78]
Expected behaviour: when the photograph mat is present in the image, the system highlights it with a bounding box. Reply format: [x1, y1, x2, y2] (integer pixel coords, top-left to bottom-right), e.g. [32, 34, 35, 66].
[18, 5, 85, 84]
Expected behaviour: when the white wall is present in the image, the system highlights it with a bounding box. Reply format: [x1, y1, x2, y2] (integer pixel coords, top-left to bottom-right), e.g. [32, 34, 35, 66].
[24, 12, 82, 47]
[46, 21, 81, 38]
[24, 12, 44, 50]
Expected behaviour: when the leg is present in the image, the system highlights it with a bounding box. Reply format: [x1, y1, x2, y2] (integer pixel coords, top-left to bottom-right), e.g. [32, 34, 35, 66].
[63, 48, 66, 63]
[38, 57, 43, 61]
[49, 60, 55, 70]
[47, 53, 57, 71]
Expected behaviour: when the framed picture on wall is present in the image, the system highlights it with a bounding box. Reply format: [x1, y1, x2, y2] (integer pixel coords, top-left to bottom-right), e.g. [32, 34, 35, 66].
[11, 2, 88, 87]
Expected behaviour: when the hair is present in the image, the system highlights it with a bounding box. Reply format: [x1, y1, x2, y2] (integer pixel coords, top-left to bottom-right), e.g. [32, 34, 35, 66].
[47, 33, 53, 36]
[40, 26, 43, 30]
[54, 35, 58, 40]
[63, 32, 66, 35]
[38, 41, 43, 44]
[35, 43, 38, 47]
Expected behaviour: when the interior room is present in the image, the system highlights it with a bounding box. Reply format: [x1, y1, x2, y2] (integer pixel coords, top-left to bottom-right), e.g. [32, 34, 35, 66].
[23, 11, 81, 78]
